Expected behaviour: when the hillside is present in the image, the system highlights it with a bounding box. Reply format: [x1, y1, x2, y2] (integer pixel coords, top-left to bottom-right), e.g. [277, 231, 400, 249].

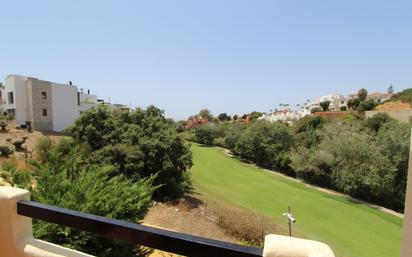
[189, 144, 402, 257]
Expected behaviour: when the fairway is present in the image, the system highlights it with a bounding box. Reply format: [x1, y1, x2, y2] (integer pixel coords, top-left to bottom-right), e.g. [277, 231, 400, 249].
[189, 144, 403, 257]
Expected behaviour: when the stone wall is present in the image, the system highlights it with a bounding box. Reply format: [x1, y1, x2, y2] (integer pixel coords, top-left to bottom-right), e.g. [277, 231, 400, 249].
[26, 78, 53, 131]
[365, 110, 412, 123]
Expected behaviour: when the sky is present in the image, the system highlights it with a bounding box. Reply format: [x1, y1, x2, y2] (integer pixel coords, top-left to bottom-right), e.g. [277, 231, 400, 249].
[1, 1, 411, 120]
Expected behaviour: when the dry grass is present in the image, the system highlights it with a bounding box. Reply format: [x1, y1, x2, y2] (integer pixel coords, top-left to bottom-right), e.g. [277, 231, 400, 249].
[213, 204, 277, 247]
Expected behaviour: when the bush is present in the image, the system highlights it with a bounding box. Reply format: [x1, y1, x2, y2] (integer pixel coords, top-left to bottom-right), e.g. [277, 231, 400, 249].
[215, 206, 277, 247]
[365, 112, 393, 132]
[30, 149, 156, 257]
[195, 126, 214, 146]
[35, 137, 53, 162]
[358, 100, 377, 111]
[235, 121, 293, 170]
[0, 145, 13, 157]
[340, 106, 347, 111]
[310, 107, 322, 113]
[213, 137, 225, 147]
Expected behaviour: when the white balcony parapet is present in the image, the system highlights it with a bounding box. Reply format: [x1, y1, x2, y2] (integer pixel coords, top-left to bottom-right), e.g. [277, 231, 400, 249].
[0, 186, 93, 257]
[263, 235, 335, 257]
[1, 186, 338, 257]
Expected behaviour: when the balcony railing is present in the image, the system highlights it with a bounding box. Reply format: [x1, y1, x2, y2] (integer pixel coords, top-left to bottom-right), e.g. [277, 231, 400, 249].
[17, 200, 263, 257]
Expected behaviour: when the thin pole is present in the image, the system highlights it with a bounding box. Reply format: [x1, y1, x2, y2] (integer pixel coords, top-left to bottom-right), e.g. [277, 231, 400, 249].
[288, 206, 292, 237]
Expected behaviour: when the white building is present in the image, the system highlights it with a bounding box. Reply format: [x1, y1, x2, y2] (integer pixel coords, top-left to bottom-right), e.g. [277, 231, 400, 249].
[259, 110, 302, 123]
[308, 93, 346, 111]
[0, 75, 103, 132]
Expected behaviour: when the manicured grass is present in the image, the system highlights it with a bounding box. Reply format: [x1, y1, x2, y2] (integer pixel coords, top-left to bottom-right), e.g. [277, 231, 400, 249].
[189, 144, 403, 257]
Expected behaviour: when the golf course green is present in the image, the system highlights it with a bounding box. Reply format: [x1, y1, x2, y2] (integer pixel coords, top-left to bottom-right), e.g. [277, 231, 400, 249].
[189, 143, 403, 257]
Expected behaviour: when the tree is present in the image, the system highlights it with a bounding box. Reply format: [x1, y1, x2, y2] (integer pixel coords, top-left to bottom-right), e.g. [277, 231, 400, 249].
[357, 100, 377, 111]
[357, 88, 368, 101]
[218, 113, 230, 122]
[199, 109, 213, 121]
[67, 105, 193, 199]
[347, 98, 360, 110]
[319, 101, 331, 111]
[195, 126, 215, 146]
[340, 106, 347, 111]
[388, 84, 394, 94]
[30, 147, 156, 257]
[233, 114, 239, 120]
[365, 112, 393, 133]
[235, 121, 293, 170]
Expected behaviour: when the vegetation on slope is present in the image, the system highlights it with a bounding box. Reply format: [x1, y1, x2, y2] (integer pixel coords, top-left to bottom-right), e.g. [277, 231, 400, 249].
[190, 144, 402, 257]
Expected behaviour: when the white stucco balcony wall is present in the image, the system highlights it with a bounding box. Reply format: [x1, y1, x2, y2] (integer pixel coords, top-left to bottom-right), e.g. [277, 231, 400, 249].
[0, 186, 93, 257]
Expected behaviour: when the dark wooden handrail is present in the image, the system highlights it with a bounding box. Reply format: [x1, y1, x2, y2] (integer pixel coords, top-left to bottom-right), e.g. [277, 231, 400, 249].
[17, 200, 263, 257]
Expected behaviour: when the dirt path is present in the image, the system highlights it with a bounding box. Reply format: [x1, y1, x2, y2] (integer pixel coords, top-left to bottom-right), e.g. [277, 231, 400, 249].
[220, 148, 404, 219]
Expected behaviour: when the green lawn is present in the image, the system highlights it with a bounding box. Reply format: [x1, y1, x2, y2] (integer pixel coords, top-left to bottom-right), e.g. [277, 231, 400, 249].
[189, 144, 403, 257]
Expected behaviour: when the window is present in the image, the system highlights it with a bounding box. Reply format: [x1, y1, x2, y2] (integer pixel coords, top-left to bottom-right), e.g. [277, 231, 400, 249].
[42, 109, 47, 117]
[41, 92, 47, 99]
[8, 92, 14, 104]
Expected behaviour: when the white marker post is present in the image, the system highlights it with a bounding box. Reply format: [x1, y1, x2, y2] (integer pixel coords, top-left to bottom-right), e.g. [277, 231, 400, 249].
[283, 206, 296, 236]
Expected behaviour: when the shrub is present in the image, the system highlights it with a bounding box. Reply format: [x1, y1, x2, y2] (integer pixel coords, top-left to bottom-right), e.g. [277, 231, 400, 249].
[365, 112, 393, 133]
[310, 107, 322, 113]
[35, 137, 53, 162]
[30, 151, 156, 257]
[235, 121, 293, 170]
[215, 206, 277, 247]
[195, 126, 214, 146]
[340, 106, 347, 111]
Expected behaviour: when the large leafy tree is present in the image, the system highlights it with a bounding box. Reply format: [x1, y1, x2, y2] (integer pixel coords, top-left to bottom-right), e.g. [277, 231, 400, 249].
[235, 121, 293, 170]
[67, 105, 193, 199]
[319, 101, 331, 111]
[357, 88, 368, 101]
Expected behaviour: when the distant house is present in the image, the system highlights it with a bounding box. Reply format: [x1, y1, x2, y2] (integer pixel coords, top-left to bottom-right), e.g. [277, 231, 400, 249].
[0, 74, 127, 132]
[366, 92, 393, 103]
[185, 116, 208, 129]
[258, 110, 303, 123]
[308, 93, 345, 111]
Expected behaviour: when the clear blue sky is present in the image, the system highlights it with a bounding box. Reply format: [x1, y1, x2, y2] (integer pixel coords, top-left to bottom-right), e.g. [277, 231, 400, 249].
[1, 1, 411, 120]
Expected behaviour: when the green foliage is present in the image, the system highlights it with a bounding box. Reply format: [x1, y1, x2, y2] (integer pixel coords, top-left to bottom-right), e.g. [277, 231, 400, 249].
[235, 121, 293, 170]
[365, 112, 393, 132]
[174, 120, 186, 133]
[340, 106, 347, 111]
[357, 99, 377, 111]
[218, 113, 230, 122]
[67, 105, 193, 199]
[293, 116, 327, 148]
[0, 145, 13, 157]
[291, 119, 409, 211]
[347, 98, 361, 110]
[0, 160, 31, 188]
[358, 88, 368, 101]
[310, 107, 322, 113]
[223, 123, 246, 152]
[195, 126, 215, 146]
[30, 147, 156, 257]
[199, 108, 213, 121]
[319, 100, 331, 111]
[376, 121, 411, 210]
[388, 88, 412, 104]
